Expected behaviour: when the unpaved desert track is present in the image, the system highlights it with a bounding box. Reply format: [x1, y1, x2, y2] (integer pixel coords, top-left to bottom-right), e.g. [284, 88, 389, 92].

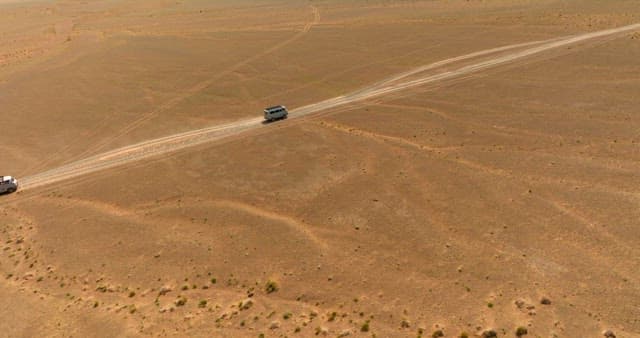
[28, 4, 322, 174]
[19, 23, 640, 191]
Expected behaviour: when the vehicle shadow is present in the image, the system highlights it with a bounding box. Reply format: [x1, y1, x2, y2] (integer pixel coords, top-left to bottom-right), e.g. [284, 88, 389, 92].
[261, 116, 288, 125]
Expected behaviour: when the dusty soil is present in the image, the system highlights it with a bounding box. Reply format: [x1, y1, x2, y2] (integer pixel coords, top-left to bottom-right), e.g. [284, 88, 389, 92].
[1, 0, 639, 337]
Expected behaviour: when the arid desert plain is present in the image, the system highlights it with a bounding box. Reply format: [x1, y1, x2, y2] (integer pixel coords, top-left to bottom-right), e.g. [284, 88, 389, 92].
[1, 0, 640, 337]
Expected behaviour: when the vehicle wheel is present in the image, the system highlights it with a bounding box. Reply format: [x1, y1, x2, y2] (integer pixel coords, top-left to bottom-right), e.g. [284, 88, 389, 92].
[7, 188, 16, 193]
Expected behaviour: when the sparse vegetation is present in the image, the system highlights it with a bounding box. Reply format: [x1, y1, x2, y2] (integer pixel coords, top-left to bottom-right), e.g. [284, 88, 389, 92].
[265, 280, 278, 294]
[482, 330, 498, 338]
[175, 296, 187, 307]
[199, 300, 207, 308]
[328, 311, 337, 322]
[361, 320, 370, 332]
[283, 312, 292, 320]
[128, 291, 136, 298]
[603, 330, 617, 338]
[487, 302, 494, 308]
[211, 278, 217, 284]
[240, 298, 253, 310]
[432, 329, 444, 338]
[516, 326, 528, 336]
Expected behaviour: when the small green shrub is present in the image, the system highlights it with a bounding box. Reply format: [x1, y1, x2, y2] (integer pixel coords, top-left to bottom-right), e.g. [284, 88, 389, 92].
[175, 297, 187, 307]
[361, 320, 370, 332]
[516, 326, 528, 336]
[265, 280, 278, 294]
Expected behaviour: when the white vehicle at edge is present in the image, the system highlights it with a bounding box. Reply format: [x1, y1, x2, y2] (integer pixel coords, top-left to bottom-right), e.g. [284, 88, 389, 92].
[0, 176, 18, 194]
[263, 105, 288, 122]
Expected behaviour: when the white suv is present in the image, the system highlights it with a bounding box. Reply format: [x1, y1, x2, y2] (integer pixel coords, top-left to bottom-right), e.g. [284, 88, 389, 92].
[0, 176, 18, 194]
[264, 105, 288, 122]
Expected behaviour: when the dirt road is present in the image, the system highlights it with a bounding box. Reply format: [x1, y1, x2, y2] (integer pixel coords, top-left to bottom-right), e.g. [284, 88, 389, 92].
[19, 23, 640, 191]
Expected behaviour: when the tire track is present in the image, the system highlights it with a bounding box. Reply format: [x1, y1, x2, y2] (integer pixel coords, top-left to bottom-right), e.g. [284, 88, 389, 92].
[211, 199, 328, 251]
[55, 4, 321, 164]
[291, 23, 640, 118]
[19, 23, 640, 191]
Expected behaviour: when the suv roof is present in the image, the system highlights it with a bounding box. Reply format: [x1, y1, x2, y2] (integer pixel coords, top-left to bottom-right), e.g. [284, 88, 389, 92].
[265, 105, 286, 112]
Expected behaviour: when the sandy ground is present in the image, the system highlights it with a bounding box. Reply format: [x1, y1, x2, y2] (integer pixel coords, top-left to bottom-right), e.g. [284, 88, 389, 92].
[1, 0, 640, 337]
